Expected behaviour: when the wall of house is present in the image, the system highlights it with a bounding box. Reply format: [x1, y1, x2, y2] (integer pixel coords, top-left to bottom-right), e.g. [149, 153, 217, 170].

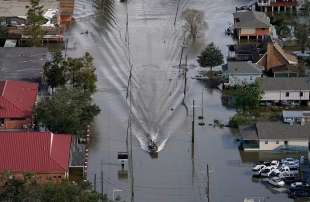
[261, 90, 310, 101]
[0, 172, 67, 185]
[240, 28, 256, 36]
[226, 74, 261, 86]
[3, 117, 32, 129]
[259, 139, 308, 150]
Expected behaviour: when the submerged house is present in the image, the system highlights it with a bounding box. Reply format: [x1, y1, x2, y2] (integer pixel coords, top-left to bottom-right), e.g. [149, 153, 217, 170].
[233, 10, 272, 42]
[257, 77, 310, 105]
[239, 121, 310, 151]
[222, 61, 263, 86]
[0, 80, 38, 129]
[0, 131, 72, 184]
[256, 0, 298, 13]
[257, 41, 298, 76]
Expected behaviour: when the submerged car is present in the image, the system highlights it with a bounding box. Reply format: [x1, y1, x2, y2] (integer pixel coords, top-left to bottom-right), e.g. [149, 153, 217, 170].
[267, 177, 285, 187]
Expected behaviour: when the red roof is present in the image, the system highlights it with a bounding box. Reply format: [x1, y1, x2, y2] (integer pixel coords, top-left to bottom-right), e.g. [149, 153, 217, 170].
[0, 80, 38, 118]
[0, 131, 72, 173]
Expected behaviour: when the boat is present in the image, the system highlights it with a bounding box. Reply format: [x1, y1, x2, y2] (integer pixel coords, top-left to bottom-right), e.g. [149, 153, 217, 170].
[147, 140, 158, 154]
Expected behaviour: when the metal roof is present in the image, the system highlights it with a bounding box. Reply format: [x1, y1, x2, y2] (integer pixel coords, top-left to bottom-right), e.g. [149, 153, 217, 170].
[0, 132, 71, 173]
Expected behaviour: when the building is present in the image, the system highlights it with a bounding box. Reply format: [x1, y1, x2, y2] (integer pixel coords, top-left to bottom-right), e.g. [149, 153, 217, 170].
[60, 0, 75, 25]
[0, 131, 72, 183]
[0, 80, 38, 129]
[0, 47, 48, 82]
[256, 0, 298, 13]
[282, 110, 310, 124]
[223, 61, 263, 86]
[257, 77, 310, 104]
[257, 41, 298, 76]
[233, 10, 272, 42]
[240, 121, 310, 151]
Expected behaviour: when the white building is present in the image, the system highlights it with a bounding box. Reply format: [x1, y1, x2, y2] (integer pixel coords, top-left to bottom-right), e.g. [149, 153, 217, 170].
[240, 122, 310, 151]
[257, 77, 310, 104]
[223, 61, 263, 87]
[282, 110, 310, 124]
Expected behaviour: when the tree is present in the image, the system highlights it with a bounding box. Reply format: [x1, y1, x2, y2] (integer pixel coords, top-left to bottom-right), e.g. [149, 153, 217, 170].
[65, 52, 97, 94]
[197, 43, 224, 71]
[35, 87, 100, 136]
[295, 23, 309, 53]
[182, 9, 207, 43]
[43, 50, 67, 93]
[235, 83, 262, 111]
[0, 175, 102, 202]
[25, 0, 47, 47]
[301, 0, 310, 16]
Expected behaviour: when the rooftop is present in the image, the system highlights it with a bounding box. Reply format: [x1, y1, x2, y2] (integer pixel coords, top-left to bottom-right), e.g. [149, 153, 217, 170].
[0, 131, 71, 173]
[257, 77, 310, 91]
[0, 47, 48, 82]
[224, 61, 262, 74]
[240, 121, 310, 140]
[0, 80, 38, 118]
[233, 10, 271, 29]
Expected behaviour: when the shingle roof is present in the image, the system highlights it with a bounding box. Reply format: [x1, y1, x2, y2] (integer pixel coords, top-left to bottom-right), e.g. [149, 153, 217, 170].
[0, 48, 48, 82]
[0, 132, 71, 173]
[224, 61, 262, 74]
[240, 122, 310, 140]
[233, 11, 271, 29]
[257, 77, 310, 91]
[0, 80, 38, 118]
[256, 121, 310, 140]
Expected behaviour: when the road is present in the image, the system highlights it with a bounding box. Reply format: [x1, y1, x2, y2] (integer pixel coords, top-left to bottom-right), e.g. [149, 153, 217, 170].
[65, 0, 294, 201]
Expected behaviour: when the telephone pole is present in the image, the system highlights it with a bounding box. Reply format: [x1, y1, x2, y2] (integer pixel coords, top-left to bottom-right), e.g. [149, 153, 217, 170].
[192, 99, 195, 144]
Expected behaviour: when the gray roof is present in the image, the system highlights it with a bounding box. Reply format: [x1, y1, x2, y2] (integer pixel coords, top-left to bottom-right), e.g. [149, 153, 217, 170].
[283, 110, 310, 118]
[0, 48, 48, 82]
[224, 61, 262, 75]
[240, 122, 310, 140]
[233, 11, 271, 29]
[257, 77, 310, 91]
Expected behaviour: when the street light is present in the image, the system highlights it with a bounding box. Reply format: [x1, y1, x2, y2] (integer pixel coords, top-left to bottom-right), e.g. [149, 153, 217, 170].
[112, 189, 123, 201]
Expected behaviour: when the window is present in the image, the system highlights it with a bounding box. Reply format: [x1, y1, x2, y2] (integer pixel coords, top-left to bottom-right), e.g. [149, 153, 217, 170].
[300, 92, 303, 97]
[276, 140, 279, 144]
[286, 92, 289, 97]
[265, 140, 268, 144]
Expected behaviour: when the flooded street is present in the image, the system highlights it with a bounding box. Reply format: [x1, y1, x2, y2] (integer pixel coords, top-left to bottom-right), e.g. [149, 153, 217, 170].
[65, 0, 295, 201]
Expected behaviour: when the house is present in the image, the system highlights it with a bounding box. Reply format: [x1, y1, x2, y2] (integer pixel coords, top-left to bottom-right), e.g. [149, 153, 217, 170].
[60, 0, 75, 25]
[257, 41, 298, 76]
[0, 47, 48, 82]
[282, 110, 310, 124]
[239, 121, 310, 151]
[223, 61, 263, 86]
[256, 0, 298, 13]
[233, 10, 272, 42]
[227, 44, 265, 62]
[0, 131, 72, 183]
[0, 80, 38, 129]
[257, 77, 310, 104]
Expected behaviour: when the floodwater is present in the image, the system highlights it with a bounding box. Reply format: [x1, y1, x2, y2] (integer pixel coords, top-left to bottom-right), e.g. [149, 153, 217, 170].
[65, 0, 301, 201]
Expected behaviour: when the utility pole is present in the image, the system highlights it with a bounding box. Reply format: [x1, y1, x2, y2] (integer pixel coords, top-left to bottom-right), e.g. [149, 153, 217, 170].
[94, 173, 97, 192]
[207, 164, 210, 202]
[192, 100, 195, 144]
[101, 169, 104, 201]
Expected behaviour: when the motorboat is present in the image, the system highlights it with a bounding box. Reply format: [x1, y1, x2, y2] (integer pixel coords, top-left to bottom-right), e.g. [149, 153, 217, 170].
[266, 177, 285, 187]
[147, 140, 158, 154]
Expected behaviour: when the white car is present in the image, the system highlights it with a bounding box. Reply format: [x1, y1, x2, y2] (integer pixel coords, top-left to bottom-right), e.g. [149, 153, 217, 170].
[267, 177, 285, 187]
[281, 158, 299, 165]
[252, 164, 266, 172]
[290, 182, 309, 188]
[260, 167, 277, 177]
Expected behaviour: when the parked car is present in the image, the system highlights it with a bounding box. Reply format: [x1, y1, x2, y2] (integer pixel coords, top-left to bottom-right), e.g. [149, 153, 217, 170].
[281, 158, 299, 165]
[260, 167, 277, 177]
[266, 177, 285, 187]
[290, 181, 309, 188]
[289, 188, 310, 199]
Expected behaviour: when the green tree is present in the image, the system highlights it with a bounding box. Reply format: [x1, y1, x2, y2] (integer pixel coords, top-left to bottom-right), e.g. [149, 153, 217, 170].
[295, 23, 309, 53]
[0, 175, 102, 202]
[43, 50, 67, 93]
[65, 52, 97, 94]
[182, 9, 207, 43]
[301, 0, 310, 16]
[35, 88, 100, 136]
[25, 0, 47, 47]
[197, 43, 224, 71]
[235, 83, 262, 111]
